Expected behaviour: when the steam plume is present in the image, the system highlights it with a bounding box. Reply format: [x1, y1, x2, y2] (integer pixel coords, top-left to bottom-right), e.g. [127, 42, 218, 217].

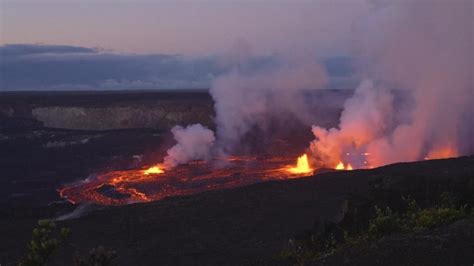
[165, 1, 473, 169]
[310, 79, 394, 168]
[211, 45, 328, 154]
[310, 0, 474, 167]
[163, 124, 215, 168]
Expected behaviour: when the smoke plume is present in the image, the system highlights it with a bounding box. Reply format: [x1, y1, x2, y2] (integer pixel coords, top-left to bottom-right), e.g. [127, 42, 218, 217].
[163, 124, 215, 168]
[310, 0, 474, 167]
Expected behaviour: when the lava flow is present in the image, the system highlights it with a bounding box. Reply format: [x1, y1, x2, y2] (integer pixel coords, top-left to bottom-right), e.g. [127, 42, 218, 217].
[58, 154, 315, 205]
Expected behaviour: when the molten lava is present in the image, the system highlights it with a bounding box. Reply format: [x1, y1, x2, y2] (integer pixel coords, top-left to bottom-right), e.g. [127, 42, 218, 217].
[336, 161, 344, 170]
[335, 161, 353, 171]
[425, 145, 458, 160]
[143, 165, 165, 175]
[287, 154, 313, 174]
[58, 155, 315, 206]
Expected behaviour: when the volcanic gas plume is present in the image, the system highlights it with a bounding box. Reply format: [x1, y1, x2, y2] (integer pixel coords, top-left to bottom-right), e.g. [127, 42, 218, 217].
[208, 0, 473, 169]
[205, 1, 472, 171]
[310, 0, 474, 168]
[163, 124, 215, 168]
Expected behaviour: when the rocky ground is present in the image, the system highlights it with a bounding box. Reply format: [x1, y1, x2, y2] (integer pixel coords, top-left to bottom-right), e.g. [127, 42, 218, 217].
[290, 157, 474, 266]
[2, 155, 473, 265]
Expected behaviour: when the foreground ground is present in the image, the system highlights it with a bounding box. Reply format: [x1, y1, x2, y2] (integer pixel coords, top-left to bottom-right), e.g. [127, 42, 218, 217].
[2, 156, 473, 265]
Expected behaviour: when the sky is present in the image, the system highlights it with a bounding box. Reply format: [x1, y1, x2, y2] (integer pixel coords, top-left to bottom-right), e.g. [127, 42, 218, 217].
[1, 0, 370, 55]
[0, 0, 371, 90]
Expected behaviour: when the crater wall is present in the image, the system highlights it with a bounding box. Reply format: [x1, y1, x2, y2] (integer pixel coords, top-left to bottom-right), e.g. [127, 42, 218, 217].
[0, 90, 214, 131]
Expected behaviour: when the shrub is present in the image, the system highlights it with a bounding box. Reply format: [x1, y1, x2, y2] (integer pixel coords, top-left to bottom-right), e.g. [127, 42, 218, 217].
[403, 194, 469, 230]
[368, 206, 403, 238]
[275, 192, 471, 264]
[439, 191, 458, 208]
[411, 206, 468, 230]
[18, 219, 70, 266]
[73, 246, 117, 266]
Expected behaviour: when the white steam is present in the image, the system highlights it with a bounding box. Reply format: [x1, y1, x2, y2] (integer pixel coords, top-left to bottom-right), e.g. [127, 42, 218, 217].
[163, 124, 215, 168]
[161, 1, 473, 169]
[310, 0, 474, 167]
[211, 53, 328, 153]
[310, 79, 394, 167]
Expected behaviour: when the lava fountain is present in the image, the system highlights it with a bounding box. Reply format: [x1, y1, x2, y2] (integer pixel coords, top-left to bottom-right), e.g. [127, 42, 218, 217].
[143, 165, 165, 175]
[335, 161, 353, 171]
[287, 154, 313, 174]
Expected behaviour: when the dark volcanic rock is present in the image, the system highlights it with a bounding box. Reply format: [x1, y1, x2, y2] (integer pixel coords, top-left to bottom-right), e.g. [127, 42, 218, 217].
[0, 116, 43, 130]
[96, 184, 131, 200]
[59, 157, 474, 265]
[2, 157, 473, 265]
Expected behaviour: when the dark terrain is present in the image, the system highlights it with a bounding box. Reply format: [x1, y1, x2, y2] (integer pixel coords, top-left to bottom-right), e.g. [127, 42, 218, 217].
[0, 91, 472, 265]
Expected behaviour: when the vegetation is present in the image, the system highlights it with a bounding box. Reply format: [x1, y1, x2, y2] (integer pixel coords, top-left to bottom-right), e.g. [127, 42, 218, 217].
[275, 192, 472, 265]
[18, 220, 117, 266]
[367, 206, 403, 238]
[73, 246, 117, 266]
[18, 220, 70, 266]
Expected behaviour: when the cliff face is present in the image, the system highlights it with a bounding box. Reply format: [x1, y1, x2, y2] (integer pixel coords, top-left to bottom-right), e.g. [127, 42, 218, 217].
[0, 90, 353, 131]
[0, 90, 215, 131]
[31, 103, 214, 130]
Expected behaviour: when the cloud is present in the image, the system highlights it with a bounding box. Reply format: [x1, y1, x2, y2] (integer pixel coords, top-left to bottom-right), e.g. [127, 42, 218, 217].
[0, 44, 96, 57]
[0, 44, 220, 90]
[0, 44, 355, 91]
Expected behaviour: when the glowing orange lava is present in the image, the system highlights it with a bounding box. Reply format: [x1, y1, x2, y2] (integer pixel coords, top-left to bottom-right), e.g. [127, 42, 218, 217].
[426, 146, 458, 160]
[58, 155, 315, 205]
[335, 161, 353, 171]
[287, 154, 313, 174]
[143, 165, 165, 175]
